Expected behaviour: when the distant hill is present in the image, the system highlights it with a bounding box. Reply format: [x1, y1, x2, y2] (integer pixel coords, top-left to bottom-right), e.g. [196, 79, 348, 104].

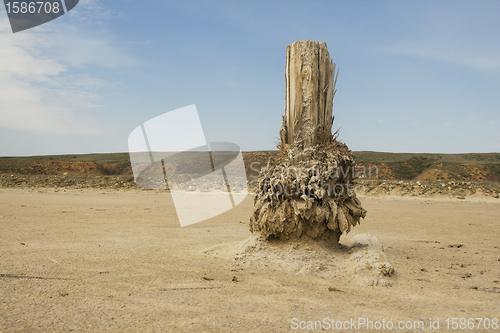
[1, 151, 499, 182]
[351, 151, 500, 181]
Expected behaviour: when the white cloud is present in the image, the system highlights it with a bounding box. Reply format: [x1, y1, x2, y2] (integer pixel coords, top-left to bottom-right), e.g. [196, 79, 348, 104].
[66, 0, 117, 21]
[488, 119, 498, 125]
[376, 44, 500, 72]
[443, 121, 452, 127]
[49, 29, 134, 68]
[468, 113, 481, 122]
[0, 14, 132, 135]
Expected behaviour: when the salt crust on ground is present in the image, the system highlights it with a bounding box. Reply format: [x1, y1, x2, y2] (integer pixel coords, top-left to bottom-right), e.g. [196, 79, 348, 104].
[205, 233, 395, 287]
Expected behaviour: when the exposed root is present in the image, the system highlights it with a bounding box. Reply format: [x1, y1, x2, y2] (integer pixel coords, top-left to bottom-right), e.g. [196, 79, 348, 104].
[250, 122, 366, 242]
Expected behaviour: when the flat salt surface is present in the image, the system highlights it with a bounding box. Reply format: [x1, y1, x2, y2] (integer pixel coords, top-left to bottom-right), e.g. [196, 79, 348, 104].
[1, 188, 499, 332]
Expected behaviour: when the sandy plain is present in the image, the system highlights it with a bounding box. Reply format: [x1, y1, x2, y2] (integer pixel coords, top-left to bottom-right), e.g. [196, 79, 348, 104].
[1, 188, 499, 332]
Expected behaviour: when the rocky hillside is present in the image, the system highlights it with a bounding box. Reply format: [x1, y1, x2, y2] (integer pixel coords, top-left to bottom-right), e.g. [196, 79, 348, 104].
[353, 152, 500, 182]
[1, 151, 499, 192]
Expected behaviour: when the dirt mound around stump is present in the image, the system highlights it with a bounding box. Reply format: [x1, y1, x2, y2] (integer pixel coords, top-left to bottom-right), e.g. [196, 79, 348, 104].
[205, 233, 395, 287]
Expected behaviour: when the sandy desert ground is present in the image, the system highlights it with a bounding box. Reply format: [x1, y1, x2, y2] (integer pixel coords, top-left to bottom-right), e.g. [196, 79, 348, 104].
[1, 188, 499, 332]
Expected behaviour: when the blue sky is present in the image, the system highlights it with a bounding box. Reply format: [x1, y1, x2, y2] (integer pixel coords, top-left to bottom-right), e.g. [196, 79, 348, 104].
[0, 0, 499, 156]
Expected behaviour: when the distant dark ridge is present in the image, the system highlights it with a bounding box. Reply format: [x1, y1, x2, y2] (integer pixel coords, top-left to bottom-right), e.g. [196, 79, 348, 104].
[353, 151, 500, 165]
[0, 151, 499, 181]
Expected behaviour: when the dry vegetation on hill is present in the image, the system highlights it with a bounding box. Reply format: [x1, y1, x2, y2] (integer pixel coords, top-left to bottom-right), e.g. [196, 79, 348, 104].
[0, 151, 499, 198]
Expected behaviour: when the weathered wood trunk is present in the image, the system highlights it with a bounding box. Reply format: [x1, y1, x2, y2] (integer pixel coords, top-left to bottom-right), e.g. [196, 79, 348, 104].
[280, 40, 337, 149]
[250, 40, 366, 243]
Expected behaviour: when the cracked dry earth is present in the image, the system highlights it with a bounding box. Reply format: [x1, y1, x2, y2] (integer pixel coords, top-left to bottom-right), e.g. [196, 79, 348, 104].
[1, 188, 499, 332]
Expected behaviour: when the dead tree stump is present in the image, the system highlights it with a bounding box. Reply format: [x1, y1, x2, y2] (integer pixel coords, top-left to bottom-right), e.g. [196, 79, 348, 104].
[250, 40, 366, 242]
[281, 40, 336, 148]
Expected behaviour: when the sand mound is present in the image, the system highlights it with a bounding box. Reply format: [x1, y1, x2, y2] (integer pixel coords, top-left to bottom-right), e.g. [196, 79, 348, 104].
[343, 234, 395, 286]
[205, 233, 395, 287]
